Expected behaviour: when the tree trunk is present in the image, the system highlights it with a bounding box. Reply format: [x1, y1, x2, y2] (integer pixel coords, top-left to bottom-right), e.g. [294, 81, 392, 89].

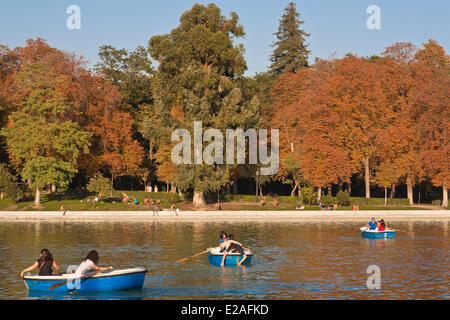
[363, 156, 370, 198]
[442, 184, 448, 207]
[384, 187, 387, 206]
[406, 173, 414, 205]
[290, 183, 298, 197]
[232, 178, 238, 195]
[298, 185, 302, 198]
[0, 191, 3, 200]
[51, 184, 56, 193]
[166, 182, 169, 193]
[328, 185, 332, 196]
[34, 186, 41, 207]
[317, 187, 322, 200]
[390, 183, 396, 199]
[193, 191, 206, 208]
[170, 184, 177, 193]
[348, 182, 352, 196]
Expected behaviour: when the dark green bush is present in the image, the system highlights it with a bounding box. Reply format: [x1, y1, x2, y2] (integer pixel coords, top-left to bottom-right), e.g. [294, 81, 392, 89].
[336, 190, 351, 206]
[320, 195, 335, 206]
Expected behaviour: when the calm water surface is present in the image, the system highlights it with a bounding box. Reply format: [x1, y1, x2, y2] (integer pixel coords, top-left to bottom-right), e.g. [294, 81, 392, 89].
[0, 220, 448, 299]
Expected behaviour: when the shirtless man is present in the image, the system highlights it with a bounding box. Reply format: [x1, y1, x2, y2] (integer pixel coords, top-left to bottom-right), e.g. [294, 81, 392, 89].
[218, 234, 249, 266]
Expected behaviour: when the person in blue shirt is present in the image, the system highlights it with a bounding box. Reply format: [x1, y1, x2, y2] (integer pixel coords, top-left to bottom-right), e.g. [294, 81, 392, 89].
[367, 217, 378, 230]
[219, 231, 228, 244]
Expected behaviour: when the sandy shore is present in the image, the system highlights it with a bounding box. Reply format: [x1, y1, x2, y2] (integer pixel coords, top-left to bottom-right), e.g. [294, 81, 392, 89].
[0, 210, 449, 222]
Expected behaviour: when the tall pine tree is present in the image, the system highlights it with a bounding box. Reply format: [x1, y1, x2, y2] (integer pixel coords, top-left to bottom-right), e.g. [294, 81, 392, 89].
[270, 2, 310, 75]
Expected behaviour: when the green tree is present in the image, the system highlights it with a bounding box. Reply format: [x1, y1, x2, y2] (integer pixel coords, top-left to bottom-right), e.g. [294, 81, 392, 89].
[0, 163, 21, 200]
[148, 3, 260, 207]
[270, 2, 310, 75]
[96, 45, 154, 112]
[87, 172, 114, 198]
[1, 62, 92, 206]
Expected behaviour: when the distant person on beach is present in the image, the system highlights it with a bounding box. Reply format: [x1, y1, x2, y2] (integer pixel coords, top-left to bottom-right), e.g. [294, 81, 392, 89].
[153, 204, 159, 216]
[74, 250, 113, 277]
[154, 185, 158, 193]
[170, 204, 179, 216]
[60, 204, 70, 215]
[21, 248, 60, 277]
[367, 217, 378, 230]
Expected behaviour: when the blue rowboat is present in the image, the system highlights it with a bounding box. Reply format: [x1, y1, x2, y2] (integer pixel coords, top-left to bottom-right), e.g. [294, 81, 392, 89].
[360, 227, 396, 239]
[207, 247, 253, 266]
[23, 268, 147, 293]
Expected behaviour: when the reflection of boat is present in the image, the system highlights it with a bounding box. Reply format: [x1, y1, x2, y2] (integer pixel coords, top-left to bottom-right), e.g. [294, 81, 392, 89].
[207, 247, 253, 266]
[23, 268, 147, 293]
[360, 227, 395, 239]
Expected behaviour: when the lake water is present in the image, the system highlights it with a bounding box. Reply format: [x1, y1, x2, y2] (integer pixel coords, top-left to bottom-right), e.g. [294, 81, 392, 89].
[0, 220, 448, 299]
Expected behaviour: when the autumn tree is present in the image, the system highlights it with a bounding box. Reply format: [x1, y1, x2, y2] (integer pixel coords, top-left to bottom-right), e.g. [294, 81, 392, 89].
[414, 40, 450, 206]
[1, 61, 92, 206]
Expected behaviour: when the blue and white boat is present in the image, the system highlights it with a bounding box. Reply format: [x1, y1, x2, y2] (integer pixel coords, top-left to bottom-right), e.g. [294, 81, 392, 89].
[206, 247, 253, 266]
[23, 268, 147, 293]
[360, 227, 396, 239]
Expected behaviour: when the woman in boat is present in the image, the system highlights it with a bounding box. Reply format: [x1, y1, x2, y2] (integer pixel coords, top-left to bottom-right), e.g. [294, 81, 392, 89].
[20, 248, 60, 277]
[74, 250, 113, 277]
[219, 231, 228, 244]
[378, 219, 387, 231]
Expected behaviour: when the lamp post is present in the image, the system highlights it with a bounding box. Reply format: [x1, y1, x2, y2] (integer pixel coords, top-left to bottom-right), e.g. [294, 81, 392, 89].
[256, 169, 260, 197]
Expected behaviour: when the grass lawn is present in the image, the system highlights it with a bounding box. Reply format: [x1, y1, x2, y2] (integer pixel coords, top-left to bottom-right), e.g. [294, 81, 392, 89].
[0, 191, 434, 211]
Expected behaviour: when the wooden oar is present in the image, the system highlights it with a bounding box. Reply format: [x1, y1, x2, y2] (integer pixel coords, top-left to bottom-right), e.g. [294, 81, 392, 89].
[176, 250, 208, 263]
[49, 271, 99, 290]
[246, 249, 274, 261]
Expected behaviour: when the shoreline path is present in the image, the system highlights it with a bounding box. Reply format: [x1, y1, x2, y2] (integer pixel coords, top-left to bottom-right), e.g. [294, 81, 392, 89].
[0, 210, 449, 222]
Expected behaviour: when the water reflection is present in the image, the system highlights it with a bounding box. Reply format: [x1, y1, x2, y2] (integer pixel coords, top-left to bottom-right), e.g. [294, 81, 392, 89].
[0, 220, 448, 300]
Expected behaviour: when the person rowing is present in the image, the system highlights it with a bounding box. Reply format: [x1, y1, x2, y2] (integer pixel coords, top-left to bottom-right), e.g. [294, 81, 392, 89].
[367, 217, 378, 231]
[218, 234, 249, 266]
[74, 250, 113, 277]
[21, 248, 61, 277]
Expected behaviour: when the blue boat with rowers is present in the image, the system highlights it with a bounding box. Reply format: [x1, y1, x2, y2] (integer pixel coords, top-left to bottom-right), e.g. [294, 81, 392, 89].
[360, 227, 396, 239]
[360, 217, 396, 239]
[207, 247, 253, 266]
[23, 268, 147, 293]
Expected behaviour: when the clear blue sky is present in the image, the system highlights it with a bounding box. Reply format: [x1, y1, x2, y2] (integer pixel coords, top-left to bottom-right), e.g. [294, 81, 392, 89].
[1, 0, 449, 76]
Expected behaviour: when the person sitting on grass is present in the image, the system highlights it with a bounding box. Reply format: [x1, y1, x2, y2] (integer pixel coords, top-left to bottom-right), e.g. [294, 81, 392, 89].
[273, 199, 279, 207]
[21, 248, 61, 277]
[133, 197, 138, 205]
[144, 198, 148, 205]
[74, 250, 113, 277]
